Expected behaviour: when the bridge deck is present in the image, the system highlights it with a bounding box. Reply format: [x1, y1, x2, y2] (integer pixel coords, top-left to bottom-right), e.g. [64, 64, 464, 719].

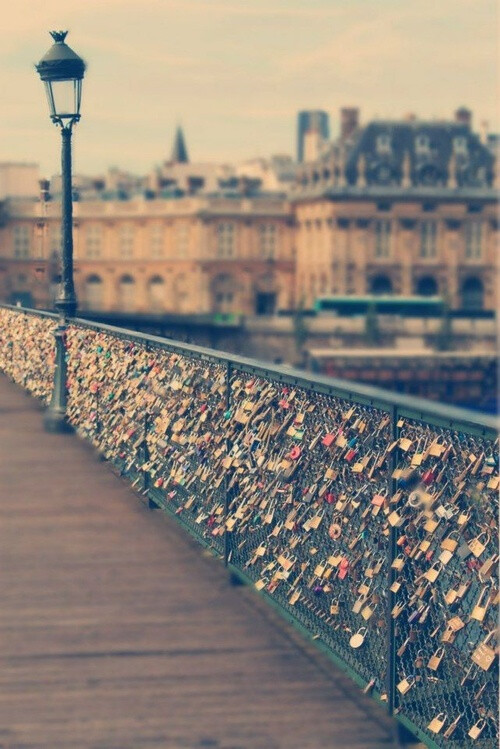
[0, 376, 396, 749]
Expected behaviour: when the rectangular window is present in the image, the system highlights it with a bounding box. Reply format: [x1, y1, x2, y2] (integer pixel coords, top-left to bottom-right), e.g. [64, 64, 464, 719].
[119, 225, 135, 258]
[420, 221, 437, 258]
[175, 223, 189, 258]
[465, 221, 482, 259]
[85, 224, 103, 258]
[150, 224, 164, 258]
[13, 226, 31, 258]
[216, 222, 235, 258]
[259, 224, 277, 259]
[374, 220, 391, 258]
[49, 225, 61, 257]
[376, 134, 391, 155]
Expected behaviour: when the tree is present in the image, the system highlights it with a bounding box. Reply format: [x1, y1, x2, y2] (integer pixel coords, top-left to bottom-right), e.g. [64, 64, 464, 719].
[293, 297, 309, 363]
[364, 302, 381, 346]
[435, 297, 452, 351]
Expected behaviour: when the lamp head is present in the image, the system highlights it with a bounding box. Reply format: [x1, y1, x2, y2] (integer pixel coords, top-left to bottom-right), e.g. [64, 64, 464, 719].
[36, 31, 86, 125]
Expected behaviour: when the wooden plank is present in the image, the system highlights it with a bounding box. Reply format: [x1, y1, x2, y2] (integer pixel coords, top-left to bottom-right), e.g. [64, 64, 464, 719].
[0, 376, 395, 748]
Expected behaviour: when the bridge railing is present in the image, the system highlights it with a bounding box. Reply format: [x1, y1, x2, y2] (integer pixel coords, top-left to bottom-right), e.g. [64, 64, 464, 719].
[0, 304, 498, 749]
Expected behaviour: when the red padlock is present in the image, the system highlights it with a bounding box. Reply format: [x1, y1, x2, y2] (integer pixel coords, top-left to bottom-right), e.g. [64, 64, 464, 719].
[422, 469, 435, 485]
[338, 558, 349, 579]
[345, 448, 357, 463]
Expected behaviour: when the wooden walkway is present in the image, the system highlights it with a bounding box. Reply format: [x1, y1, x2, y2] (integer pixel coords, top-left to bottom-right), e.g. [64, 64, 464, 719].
[0, 376, 397, 749]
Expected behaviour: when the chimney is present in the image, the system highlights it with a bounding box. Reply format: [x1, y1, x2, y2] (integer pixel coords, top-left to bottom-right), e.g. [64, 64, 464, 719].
[455, 107, 472, 129]
[480, 120, 489, 145]
[303, 129, 321, 162]
[340, 107, 359, 140]
[39, 179, 50, 202]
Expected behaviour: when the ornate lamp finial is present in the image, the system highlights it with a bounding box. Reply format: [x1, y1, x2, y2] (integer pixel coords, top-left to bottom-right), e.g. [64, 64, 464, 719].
[448, 152, 457, 189]
[357, 154, 367, 188]
[49, 30, 68, 43]
[402, 150, 411, 188]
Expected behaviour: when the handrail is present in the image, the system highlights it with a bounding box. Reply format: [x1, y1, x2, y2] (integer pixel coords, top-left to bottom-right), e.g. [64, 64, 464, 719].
[1, 302, 496, 435]
[71, 315, 497, 436]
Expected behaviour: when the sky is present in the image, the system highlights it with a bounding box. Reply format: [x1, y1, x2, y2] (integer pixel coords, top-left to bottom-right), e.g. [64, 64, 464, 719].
[1, 0, 498, 177]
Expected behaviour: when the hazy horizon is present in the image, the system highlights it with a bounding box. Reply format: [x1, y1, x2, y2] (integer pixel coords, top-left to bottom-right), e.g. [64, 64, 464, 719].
[1, 0, 497, 177]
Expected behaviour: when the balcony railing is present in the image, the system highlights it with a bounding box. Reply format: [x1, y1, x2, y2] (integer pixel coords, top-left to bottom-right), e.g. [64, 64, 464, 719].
[0, 303, 498, 748]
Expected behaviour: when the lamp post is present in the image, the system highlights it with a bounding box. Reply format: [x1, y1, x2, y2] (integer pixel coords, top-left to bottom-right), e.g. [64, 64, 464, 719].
[36, 30, 85, 432]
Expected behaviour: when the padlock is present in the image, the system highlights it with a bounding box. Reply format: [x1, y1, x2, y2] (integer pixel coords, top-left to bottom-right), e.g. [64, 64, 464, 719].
[443, 714, 462, 738]
[352, 594, 368, 614]
[391, 554, 406, 571]
[330, 598, 340, 615]
[468, 718, 487, 740]
[468, 532, 489, 558]
[414, 650, 424, 668]
[428, 647, 445, 671]
[478, 553, 499, 579]
[361, 602, 374, 621]
[427, 713, 447, 734]
[424, 561, 442, 583]
[469, 586, 490, 622]
[440, 531, 460, 552]
[397, 674, 416, 695]
[388, 509, 404, 527]
[439, 548, 454, 565]
[471, 630, 497, 671]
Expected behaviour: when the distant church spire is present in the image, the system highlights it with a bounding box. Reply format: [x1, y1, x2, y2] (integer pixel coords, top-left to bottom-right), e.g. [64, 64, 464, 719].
[170, 126, 189, 164]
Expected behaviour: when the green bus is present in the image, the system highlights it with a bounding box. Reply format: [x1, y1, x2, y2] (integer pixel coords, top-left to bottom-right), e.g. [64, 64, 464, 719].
[314, 295, 445, 317]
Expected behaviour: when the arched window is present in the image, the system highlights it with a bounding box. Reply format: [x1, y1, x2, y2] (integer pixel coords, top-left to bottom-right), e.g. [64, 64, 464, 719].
[415, 276, 438, 297]
[211, 274, 237, 314]
[370, 275, 393, 295]
[148, 275, 165, 312]
[85, 274, 103, 310]
[254, 273, 278, 315]
[118, 274, 135, 310]
[461, 277, 484, 310]
[49, 274, 61, 305]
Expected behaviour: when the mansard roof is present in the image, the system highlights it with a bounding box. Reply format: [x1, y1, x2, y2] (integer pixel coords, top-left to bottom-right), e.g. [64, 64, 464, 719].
[294, 117, 496, 199]
[345, 120, 493, 188]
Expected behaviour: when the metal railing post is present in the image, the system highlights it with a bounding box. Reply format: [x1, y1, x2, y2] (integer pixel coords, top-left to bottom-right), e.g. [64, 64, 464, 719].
[43, 316, 73, 433]
[224, 360, 232, 566]
[386, 404, 398, 716]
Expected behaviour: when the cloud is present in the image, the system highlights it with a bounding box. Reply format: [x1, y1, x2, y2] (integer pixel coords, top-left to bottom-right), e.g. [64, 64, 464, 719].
[0, 0, 496, 174]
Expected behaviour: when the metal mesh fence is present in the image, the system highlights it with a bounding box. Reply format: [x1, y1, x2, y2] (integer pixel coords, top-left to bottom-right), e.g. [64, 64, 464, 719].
[0, 307, 55, 402]
[66, 324, 228, 555]
[225, 366, 393, 697]
[392, 419, 498, 747]
[1, 306, 498, 748]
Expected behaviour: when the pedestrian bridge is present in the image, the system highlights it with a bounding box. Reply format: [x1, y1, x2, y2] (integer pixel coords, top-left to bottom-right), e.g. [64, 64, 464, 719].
[0, 375, 394, 748]
[0, 305, 498, 749]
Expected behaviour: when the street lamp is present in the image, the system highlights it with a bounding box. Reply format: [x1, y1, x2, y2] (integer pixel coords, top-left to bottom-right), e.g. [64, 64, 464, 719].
[36, 30, 86, 432]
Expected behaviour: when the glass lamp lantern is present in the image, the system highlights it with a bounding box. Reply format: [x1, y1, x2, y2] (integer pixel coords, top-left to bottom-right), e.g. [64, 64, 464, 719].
[36, 31, 86, 125]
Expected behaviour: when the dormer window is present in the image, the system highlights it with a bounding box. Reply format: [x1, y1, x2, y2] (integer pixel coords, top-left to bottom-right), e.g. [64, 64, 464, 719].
[453, 136, 468, 155]
[376, 134, 391, 155]
[415, 134, 431, 154]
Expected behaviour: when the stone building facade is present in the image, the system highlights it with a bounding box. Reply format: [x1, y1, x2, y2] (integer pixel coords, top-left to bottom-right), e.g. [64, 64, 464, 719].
[0, 111, 497, 315]
[292, 111, 498, 311]
[0, 193, 294, 315]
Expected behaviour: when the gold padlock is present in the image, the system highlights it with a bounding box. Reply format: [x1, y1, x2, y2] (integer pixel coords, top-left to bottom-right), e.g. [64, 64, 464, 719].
[427, 713, 447, 734]
[428, 647, 445, 671]
[468, 718, 487, 740]
[397, 675, 415, 695]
